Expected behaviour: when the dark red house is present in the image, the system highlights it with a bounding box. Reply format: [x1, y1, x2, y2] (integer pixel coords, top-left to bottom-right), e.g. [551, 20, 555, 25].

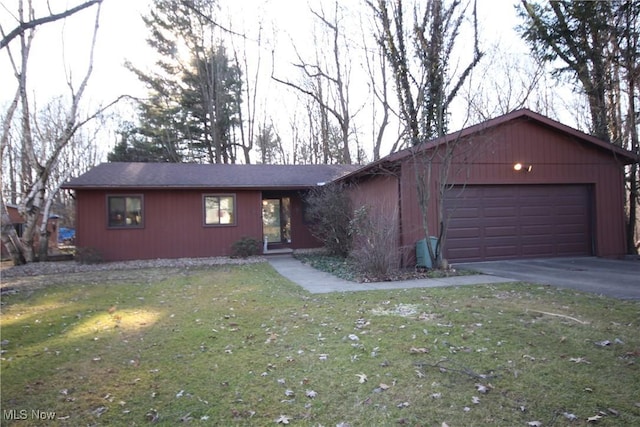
[341, 109, 638, 263]
[62, 109, 638, 263]
[61, 163, 357, 261]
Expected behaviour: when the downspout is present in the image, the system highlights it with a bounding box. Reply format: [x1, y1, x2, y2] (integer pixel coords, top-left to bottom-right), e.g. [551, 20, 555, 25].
[397, 167, 404, 266]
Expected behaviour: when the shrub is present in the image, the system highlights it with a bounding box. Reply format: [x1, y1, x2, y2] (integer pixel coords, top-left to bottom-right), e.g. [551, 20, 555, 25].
[304, 182, 353, 257]
[349, 205, 401, 280]
[231, 237, 261, 258]
[75, 247, 104, 264]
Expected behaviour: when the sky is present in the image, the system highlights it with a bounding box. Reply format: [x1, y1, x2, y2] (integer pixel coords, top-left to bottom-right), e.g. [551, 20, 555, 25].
[0, 0, 540, 162]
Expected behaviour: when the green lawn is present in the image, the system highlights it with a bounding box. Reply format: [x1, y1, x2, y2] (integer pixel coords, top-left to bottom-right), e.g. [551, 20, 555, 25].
[1, 262, 639, 426]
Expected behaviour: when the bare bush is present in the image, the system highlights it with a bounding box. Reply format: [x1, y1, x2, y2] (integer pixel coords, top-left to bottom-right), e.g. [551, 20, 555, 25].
[349, 205, 400, 280]
[305, 182, 353, 257]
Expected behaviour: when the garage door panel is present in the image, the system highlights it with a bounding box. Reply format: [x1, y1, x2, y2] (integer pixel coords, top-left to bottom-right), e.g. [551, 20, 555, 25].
[521, 206, 551, 216]
[443, 185, 592, 262]
[485, 226, 518, 237]
[520, 225, 553, 236]
[522, 243, 555, 256]
[447, 247, 482, 260]
[485, 206, 518, 217]
[556, 224, 587, 234]
[448, 207, 481, 218]
[485, 245, 518, 258]
[558, 242, 588, 253]
[447, 227, 480, 238]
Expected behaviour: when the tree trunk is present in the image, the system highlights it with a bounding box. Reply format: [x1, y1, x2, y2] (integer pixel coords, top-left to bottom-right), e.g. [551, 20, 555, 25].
[0, 199, 26, 265]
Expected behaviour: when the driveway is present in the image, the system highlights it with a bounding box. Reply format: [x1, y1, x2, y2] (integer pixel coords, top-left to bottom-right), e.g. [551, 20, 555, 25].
[456, 257, 640, 300]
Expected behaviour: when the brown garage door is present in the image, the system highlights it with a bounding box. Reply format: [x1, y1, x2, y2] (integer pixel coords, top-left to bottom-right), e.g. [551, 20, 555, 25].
[443, 185, 592, 262]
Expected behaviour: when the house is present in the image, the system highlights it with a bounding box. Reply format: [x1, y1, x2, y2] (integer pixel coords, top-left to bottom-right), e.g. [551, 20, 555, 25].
[61, 109, 638, 264]
[60, 163, 358, 261]
[339, 109, 638, 263]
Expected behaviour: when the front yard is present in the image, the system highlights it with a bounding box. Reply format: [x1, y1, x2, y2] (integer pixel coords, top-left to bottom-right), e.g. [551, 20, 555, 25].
[1, 262, 639, 425]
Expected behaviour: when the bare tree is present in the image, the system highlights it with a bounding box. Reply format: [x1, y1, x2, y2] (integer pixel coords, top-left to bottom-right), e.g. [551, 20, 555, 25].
[0, 0, 102, 49]
[271, 1, 357, 164]
[361, 15, 403, 160]
[1, 0, 121, 263]
[462, 48, 553, 123]
[369, 0, 483, 268]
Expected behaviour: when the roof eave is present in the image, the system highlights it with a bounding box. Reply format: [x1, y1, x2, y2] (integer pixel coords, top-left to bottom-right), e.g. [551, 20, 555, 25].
[60, 184, 322, 191]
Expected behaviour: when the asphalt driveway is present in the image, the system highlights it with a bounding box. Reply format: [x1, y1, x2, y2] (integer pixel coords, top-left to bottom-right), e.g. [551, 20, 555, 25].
[456, 257, 640, 300]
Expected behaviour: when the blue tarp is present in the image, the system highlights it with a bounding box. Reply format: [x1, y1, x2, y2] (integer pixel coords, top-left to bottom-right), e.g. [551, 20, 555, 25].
[58, 227, 75, 243]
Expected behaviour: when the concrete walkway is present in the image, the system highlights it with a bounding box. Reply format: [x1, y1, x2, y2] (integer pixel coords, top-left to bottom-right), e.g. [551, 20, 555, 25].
[267, 255, 515, 294]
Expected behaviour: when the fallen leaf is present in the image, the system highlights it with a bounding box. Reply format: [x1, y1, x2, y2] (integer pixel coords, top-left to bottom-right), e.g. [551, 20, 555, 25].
[265, 333, 279, 344]
[379, 383, 390, 390]
[145, 409, 159, 423]
[475, 383, 491, 394]
[275, 414, 290, 424]
[587, 414, 603, 423]
[410, 347, 429, 354]
[284, 389, 294, 397]
[92, 406, 108, 417]
[356, 373, 368, 383]
[305, 390, 317, 398]
[569, 357, 591, 364]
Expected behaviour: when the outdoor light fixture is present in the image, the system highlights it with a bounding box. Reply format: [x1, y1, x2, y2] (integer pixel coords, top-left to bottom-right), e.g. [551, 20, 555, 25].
[513, 162, 532, 172]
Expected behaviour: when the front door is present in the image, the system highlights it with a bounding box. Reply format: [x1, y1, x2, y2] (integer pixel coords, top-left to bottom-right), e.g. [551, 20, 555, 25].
[262, 197, 291, 246]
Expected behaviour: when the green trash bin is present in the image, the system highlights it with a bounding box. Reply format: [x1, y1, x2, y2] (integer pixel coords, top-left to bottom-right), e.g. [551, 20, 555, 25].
[416, 237, 438, 268]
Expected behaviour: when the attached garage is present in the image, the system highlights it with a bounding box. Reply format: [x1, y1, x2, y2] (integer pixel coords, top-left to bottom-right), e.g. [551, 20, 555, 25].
[444, 185, 593, 262]
[341, 109, 638, 265]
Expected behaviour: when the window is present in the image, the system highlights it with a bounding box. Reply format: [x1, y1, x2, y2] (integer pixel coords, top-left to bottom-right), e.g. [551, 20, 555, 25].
[204, 195, 235, 226]
[108, 195, 143, 228]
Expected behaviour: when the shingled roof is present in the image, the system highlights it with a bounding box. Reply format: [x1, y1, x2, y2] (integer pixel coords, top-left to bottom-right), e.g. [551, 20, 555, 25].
[62, 162, 361, 190]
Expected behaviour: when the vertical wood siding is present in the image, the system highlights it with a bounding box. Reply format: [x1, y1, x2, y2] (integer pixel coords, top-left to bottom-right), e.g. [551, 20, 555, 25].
[75, 189, 321, 261]
[289, 192, 322, 249]
[398, 118, 628, 261]
[75, 189, 264, 261]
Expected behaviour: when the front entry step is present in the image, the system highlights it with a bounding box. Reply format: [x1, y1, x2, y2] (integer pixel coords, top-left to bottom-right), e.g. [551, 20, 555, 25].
[263, 248, 294, 255]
